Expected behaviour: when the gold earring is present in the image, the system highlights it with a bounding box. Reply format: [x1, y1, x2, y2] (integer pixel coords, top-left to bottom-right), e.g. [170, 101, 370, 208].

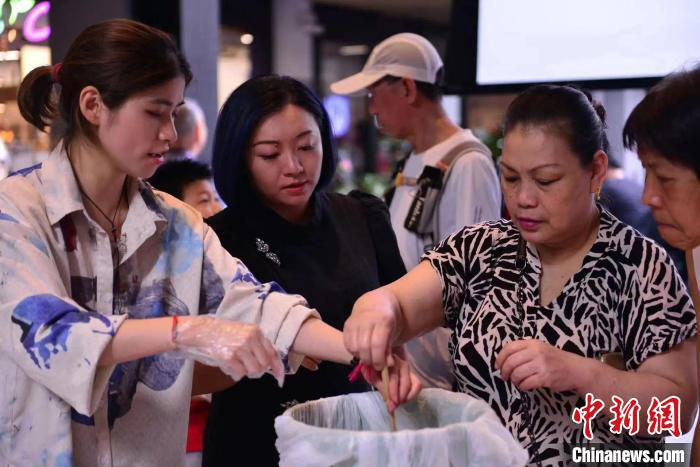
[595, 187, 601, 201]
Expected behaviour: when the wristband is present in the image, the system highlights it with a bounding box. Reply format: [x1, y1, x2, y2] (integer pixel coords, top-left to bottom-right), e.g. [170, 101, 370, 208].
[171, 314, 179, 345]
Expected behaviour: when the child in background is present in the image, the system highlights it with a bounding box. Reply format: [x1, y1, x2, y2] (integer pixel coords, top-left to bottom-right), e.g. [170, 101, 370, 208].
[149, 158, 223, 218]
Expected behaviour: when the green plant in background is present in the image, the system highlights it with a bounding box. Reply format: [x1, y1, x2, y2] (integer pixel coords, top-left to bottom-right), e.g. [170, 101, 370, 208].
[475, 128, 504, 166]
[358, 172, 391, 198]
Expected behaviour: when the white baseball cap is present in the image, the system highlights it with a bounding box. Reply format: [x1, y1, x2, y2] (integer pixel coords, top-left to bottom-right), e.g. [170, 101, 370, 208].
[330, 32, 443, 96]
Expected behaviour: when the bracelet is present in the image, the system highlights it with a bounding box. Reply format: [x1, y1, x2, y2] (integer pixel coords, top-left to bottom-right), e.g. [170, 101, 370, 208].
[171, 314, 179, 346]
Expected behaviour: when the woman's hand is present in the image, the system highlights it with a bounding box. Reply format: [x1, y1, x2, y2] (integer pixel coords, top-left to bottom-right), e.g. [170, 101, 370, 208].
[301, 356, 320, 371]
[361, 352, 422, 412]
[343, 292, 401, 370]
[174, 315, 285, 386]
[495, 338, 583, 392]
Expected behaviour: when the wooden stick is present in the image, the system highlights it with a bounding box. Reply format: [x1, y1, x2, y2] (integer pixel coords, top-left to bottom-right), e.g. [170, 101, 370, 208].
[381, 366, 397, 432]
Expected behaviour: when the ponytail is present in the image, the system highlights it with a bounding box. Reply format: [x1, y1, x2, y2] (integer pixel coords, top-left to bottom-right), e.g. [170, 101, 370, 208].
[17, 65, 56, 131]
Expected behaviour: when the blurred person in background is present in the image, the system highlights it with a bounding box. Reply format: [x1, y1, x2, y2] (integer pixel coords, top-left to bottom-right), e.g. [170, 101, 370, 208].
[331, 32, 501, 390]
[165, 97, 208, 161]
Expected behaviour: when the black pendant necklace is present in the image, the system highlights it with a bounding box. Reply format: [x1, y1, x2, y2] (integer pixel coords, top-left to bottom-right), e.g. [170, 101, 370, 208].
[80, 181, 126, 243]
[67, 152, 128, 260]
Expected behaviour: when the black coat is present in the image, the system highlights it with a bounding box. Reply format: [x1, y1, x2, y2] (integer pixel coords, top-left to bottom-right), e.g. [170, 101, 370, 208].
[202, 190, 406, 466]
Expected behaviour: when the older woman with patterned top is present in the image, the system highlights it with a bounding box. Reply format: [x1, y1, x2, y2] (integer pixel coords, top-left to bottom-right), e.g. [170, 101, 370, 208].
[344, 84, 698, 466]
[622, 64, 700, 465]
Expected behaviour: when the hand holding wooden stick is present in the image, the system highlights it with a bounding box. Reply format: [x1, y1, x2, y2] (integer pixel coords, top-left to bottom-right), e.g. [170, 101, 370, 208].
[381, 366, 397, 432]
[347, 353, 420, 431]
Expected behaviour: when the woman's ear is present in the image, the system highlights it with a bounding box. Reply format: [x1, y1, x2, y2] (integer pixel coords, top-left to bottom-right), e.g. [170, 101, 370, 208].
[591, 149, 609, 193]
[78, 86, 105, 126]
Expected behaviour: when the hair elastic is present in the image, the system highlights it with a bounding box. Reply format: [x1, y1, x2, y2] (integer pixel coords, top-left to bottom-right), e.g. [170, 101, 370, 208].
[50, 63, 62, 83]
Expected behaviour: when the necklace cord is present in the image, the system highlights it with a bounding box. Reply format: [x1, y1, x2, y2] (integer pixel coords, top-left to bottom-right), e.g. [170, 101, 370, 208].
[66, 149, 128, 242]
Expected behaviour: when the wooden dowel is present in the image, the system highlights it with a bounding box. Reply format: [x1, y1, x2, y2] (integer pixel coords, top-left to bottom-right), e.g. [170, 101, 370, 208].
[381, 366, 397, 432]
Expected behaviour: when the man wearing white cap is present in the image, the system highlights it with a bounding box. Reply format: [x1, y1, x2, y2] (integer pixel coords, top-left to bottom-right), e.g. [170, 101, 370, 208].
[332, 33, 501, 390]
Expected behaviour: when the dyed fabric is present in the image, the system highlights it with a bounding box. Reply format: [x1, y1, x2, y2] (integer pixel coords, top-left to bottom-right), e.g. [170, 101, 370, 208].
[0, 145, 316, 466]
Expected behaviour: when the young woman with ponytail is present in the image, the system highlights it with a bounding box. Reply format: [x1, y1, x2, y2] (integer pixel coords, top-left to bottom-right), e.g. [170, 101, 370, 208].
[0, 19, 418, 465]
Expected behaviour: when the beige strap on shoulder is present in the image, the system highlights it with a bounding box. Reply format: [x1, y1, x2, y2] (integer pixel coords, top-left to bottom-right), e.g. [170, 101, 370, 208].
[435, 139, 491, 175]
[429, 138, 492, 242]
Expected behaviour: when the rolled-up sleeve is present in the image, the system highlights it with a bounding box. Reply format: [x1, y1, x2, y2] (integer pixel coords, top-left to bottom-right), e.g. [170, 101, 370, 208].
[0, 200, 126, 416]
[200, 225, 318, 371]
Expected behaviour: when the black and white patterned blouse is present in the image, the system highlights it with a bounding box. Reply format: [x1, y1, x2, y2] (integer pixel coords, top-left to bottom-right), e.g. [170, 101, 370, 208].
[424, 209, 696, 466]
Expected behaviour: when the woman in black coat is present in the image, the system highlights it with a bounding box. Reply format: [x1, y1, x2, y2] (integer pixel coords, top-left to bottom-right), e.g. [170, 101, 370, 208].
[202, 75, 408, 466]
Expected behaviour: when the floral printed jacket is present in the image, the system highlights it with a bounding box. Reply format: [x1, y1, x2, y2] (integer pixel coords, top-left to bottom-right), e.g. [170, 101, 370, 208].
[0, 145, 316, 466]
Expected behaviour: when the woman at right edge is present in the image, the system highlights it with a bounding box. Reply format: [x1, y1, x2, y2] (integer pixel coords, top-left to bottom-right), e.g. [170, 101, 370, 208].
[622, 64, 700, 466]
